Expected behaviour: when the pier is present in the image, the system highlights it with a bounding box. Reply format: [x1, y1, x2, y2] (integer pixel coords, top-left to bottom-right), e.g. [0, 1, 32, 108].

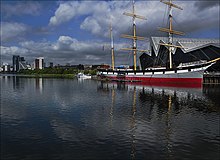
[203, 72, 220, 84]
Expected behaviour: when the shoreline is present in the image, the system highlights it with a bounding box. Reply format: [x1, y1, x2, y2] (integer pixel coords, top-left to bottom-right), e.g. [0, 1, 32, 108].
[0, 73, 76, 78]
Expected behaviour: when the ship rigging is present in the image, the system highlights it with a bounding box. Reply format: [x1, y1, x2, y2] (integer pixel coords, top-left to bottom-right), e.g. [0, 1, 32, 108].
[97, 0, 220, 87]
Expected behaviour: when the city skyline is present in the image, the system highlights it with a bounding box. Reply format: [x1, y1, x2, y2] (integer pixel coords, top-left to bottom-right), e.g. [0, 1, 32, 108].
[1, 0, 219, 66]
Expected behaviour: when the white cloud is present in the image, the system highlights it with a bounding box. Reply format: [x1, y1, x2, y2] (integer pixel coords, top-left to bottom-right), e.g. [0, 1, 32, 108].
[1, 1, 41, 17]
[1, 1, 219, 66]
[0, 22, 29, 42]
[49, 1, 95, 26]
[85, 55, 100, 61]
[0, 46, 29, 57]
[1, 38, 142, 68]
[58, 36, 77, 45]
[1, 35, 129, 65]
[49, 2, 77, 26]
[80, 17, 102, 35]
[49, 1, 219, 38]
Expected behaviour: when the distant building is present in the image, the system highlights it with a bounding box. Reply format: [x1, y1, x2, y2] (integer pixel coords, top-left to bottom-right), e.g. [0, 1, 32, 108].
[78, 64, 84, 70]
[35, 57, 44, 69]
[19, 57, 29, 70]
[12, 55, 20, 72]
[92, 64, 110, 69]
[54, 64, 83, 70]
[12, 55, 29, 72]
[49, 62, 53, 68]
[83, 65, 92, 70]
[100, 64, 110, 69]
[2, 63, 10, 72]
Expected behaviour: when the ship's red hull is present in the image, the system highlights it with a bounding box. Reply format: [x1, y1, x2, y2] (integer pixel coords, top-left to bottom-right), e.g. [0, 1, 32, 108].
[105, 76, 203, 88]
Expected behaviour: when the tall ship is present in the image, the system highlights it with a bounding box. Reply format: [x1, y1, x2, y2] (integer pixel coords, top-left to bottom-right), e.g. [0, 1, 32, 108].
[97, 0, 220, 87]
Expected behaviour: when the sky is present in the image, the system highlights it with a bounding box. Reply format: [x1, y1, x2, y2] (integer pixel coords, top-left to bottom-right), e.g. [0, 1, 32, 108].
[1, 0, 219, 66]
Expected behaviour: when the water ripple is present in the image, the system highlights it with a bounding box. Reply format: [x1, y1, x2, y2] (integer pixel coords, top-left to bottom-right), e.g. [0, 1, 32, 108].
[1, 76, 220, 160]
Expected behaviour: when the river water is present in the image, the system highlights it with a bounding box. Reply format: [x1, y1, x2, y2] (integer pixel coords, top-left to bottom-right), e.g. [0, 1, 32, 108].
[1, 75, 220, 160]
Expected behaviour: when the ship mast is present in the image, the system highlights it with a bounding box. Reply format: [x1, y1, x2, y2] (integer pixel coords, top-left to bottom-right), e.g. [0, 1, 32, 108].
[110, 22, 115, 70]
[121, 0, 148, 71]
[159, 0, 184, 69]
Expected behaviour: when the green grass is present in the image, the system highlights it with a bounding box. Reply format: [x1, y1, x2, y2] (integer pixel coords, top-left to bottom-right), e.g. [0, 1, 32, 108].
[17, 74, 76, 78]
[17, 68, 97, 78]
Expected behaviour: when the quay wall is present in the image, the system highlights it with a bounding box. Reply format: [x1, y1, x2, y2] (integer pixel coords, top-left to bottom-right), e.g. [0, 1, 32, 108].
[203, 72, 220, 84]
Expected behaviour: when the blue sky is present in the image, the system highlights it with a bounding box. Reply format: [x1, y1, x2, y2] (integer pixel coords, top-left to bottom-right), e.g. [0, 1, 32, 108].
[1, 0, 219, 66]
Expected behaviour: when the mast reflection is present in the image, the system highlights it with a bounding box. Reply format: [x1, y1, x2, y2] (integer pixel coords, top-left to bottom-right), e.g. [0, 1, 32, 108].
[131, 87, 137, 160]
[165, 95, 172, 159]
[96, 81, 218, 159]
[110, 85, 115, 128]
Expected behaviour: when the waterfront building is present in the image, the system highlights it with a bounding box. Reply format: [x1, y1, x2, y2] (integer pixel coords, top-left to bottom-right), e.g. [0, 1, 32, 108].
[2, 63, 10, 72]
[35, 57, 44, 69]
[12, 55, 20, 72]
[49, 62, 53, 68]
[140, 37, 220, 71]
[19, 57, 30, 70]
[83, 65, 92, 70]
[12, 55, 29, 72]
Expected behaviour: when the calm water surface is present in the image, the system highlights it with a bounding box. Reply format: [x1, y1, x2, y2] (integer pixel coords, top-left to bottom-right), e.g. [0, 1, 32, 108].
[1, 75, 220, 160]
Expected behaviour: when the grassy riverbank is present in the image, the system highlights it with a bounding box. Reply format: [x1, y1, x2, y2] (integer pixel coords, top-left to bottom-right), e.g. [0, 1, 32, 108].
[16, 74, 76, 78]
[16, 68, 97, 78]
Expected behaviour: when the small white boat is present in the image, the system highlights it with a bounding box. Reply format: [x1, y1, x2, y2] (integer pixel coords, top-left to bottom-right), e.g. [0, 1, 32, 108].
[77, 73, 91, 79]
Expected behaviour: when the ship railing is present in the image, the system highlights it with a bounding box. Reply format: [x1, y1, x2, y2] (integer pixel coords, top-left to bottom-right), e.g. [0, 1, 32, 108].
[145, 67, 166, 70]
[178, 60, 207, 67]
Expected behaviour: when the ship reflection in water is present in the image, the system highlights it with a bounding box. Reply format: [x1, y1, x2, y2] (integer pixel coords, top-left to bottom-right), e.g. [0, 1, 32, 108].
[97, 81, 220, 159]
[1, 76, 219, 160]
[97, 81, 220, 113]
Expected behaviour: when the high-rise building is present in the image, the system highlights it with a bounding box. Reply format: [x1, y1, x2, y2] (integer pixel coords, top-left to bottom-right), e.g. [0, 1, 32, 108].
[12, 55, 20, 72]
[12, 55, 29, 72]
[49, 62, 53, 68]
[35, 59, 39, 69]
[34, 57, 44, 69]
